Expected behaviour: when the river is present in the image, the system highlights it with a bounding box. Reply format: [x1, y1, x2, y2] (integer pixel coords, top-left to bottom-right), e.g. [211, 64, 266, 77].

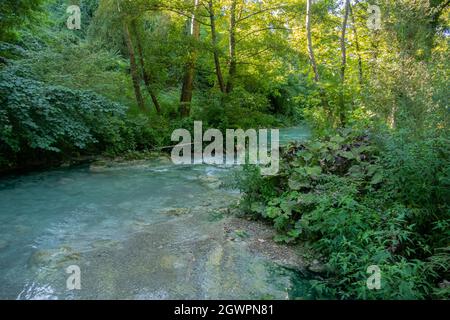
[0, 126, 314, 300]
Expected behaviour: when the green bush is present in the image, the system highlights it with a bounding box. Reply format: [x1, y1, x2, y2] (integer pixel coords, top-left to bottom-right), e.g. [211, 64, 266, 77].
[0, 68, 162, 169]
[195, 88, 281, 130]
[235, 127, 449, 299]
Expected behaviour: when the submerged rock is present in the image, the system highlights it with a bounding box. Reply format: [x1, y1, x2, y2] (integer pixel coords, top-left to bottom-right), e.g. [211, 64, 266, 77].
[91, 239, 119, 250]
[156, 155, 172, 165]
[14, 225, 30, 234]
[160, 208, 191, 216]
[89, 160, 110, 173]
[28, 250, 52, 266]
[198, 175, 222, 189]
[0, 239, 9, 250]
[28, 247, 81, 269]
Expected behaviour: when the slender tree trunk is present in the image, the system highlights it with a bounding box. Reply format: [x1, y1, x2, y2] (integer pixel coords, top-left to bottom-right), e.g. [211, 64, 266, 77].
[349, 4, 363, 85]
[373, 30, 380, 61]
[123, 22, 146, 112]
[180, 0, 201, 117]
[208, 0, 226, 93]
[338, 0, 350, 126]
[131, 20, 162, 114]
[340, 0, 350, 83]
[226, 0, 237, 93]
[306, 0, 319, 82]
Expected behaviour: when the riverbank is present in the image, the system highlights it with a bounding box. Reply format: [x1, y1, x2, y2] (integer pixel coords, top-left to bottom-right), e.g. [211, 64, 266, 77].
[0, 150, 168, 177]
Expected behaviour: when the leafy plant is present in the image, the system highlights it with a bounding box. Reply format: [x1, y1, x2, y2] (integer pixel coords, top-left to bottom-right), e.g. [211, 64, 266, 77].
[236, 127, 449, 299]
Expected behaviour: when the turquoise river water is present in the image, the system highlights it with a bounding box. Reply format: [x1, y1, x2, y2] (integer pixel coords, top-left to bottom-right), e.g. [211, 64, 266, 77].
[0, 126, 312, 300]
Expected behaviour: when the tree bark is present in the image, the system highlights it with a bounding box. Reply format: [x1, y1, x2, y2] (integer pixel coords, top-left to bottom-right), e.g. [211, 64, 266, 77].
[208, 0, 226, 93]
[131, 20, 162, 114]
[338, 0, 351, 126]
[349, 4, 363, 85]
[306, 0, 319, 82]
[226, 0, 237, 93]
[180, 0, 201, 117]
[123, 22, 146, 112]
[340, 0, 350, 83]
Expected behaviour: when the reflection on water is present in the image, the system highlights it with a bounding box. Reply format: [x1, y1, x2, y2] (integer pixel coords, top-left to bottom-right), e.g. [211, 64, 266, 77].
[0, 127, 313, 300]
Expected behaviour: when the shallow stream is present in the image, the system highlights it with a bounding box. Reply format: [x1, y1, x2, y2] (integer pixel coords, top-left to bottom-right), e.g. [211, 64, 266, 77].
[0, 126, 313, 299]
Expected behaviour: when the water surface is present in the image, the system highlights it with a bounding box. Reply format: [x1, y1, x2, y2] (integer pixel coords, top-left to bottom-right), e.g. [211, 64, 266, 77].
[0, 127, 312, 299]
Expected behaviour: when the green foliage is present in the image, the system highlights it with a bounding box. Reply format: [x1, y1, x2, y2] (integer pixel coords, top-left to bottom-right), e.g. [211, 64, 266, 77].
[14, 41, 134, 106]
[236, 128, 449, 299]
[0, 0, 44, 42]
[0, 68, 162, 169]
[196, 88, 281, 130]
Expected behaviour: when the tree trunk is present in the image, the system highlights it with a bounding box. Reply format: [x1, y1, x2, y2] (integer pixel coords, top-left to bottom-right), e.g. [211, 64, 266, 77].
[123, 22, 146, 112]
[226, 0, 237, 93]
[338, 0, 350, 126]
[180, 0, 201, 117]
[340, 0, 350, 83]
[349, 4, 363, 85]
[306, 0, 319, 82]
[208, 0, 226, 93]
[131, 20, 162, 114]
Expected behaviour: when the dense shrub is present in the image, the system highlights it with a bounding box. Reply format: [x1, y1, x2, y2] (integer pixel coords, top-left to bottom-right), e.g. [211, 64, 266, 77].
[0, 69, 161, 170]
[195, 88, 281, 130]
[236, 127, 449, 299]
